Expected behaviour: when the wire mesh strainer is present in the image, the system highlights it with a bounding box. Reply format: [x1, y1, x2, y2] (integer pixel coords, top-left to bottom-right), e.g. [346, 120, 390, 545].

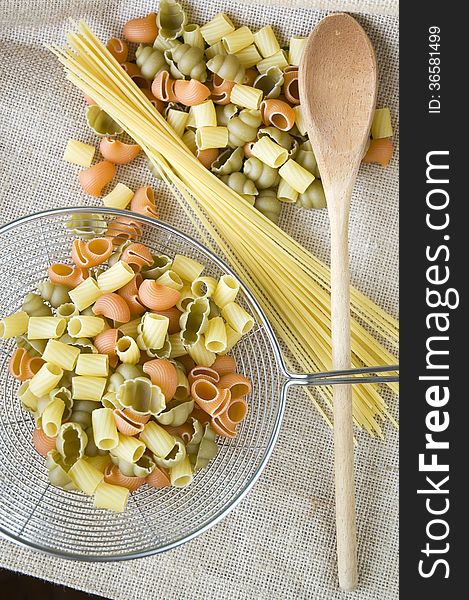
[0, 208, 397, 561]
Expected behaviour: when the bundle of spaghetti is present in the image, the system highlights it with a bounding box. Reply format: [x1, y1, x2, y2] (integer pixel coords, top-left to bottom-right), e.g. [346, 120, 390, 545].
[48, 21, 398, 436]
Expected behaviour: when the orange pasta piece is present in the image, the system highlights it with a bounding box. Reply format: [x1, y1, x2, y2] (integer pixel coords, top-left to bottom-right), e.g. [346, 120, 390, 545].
[130, 186, 159, 219]
[362, 138, 394, 166]
[83, 93, 97, 105]
[99, 138, 141, 165]
[260, 99, 295, 131]
[106, 217, 142, 245]
[283, 66, 300, 105]
[211, 74, 234, 105]
[146, 465, 171, 488]
[211, 413, 237, 438]
[121, 62, 150, 89]
[113, 407, 149, 436]
[243, 142, 255, 158]
[104, 463, 145, 492]
[154, 306, 182, 335]
[243, 68, 258, 87]
[9, 348, 44, 381]
[94, 328, 121, 357]
[120, 243, 153, 271]
[143, 359, 178, 401]
[48, 264, 88, 288]
[174, 79, 211, 106]
[191, 380, 230, 416]
[138, 280, 180, 310]
[225, 397, 248, 423]
[190, 405, 211, 425]
[165, 422, 194, 444]
[32, 427, 57, 456]
[151, 71, 177, 102]
[123, 12, 158, 44]
[218, 373, 252, 399]
[117, 275, 146, 316]
[71, 237, 113, 268]
[197, 148, 219, 169]
[106, 38, 129, 64]
[141, 88, 166, 114]
[78, 160, 116, 197]
[188, 366, 220, 387]
[93, 293, 131, 323]
[211, 355, 237, 377]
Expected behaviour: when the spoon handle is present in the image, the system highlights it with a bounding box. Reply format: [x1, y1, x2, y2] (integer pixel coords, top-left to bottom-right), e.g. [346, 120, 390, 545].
[330, 212, 358, 592]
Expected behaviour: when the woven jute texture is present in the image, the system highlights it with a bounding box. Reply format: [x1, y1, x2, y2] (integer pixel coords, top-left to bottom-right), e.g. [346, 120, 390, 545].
[0, 1, 399, 598]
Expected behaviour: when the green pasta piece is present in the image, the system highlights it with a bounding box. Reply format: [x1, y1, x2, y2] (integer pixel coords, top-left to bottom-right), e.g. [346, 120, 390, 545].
[211, 147, 244, 175]
[253, 66, 284, 99]
[227, 109, 262, 147]
[207, 54, 245, 84]
[153, 436, 186, 468]
[146, 335, 172, 359]
[165, 44, 206, 81]
[135, 45, 169, 79]
[188, 424, 218, 472]
[116, 376, 165, 416]
[37, 282, 70, 308]
[50, 386, 73, 420]
[185, 418, 204, 454]
[46, 450, 78, 491]
[295, 148, 320, 178]
[157, 0, 187, 40]
[16, 335, 46, 357]
[86, 105, 123, 136]
[243, 156, 280, 189]
[65, 213, 107, 239]
[56, 422, 88, 467]
[141, 253, 173, 279]
[110, 453, 156, 478]
[155, 398, 195, 426]
[69, 399, 98, 430]
[221, 172, 258, 205]
[22, 292, 53, 317]
[215, 103, 238, 127]
[254, 189, 282, 223]
[180, 297, 210, 347]
[59, 334, 97, 354]
[297, 179, 327, 209]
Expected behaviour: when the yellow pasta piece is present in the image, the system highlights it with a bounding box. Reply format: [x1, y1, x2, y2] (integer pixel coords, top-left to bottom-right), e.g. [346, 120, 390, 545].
[253, 25, 280, 58]
[182, 129, 197, 154]
[72, 376, 107, 401]
[167, 109, 189, 138]
[0, 311, 29, 338]
[118, 317, 141, 338]
[94, 481, 129, 512]
[234, 44, 262, 69]
[230, 84, 263, 111]
[222, 26, 254, 54]
[17, 381, 38, 412]
[102, 183, 134, 209]
[27, 316, 66, 339]
[68, 315, 105, 338]
[213, 274, 239, 307]
[221, 324, 243, 355]
[183, 24, 205, 49]
[221, 301, 255, 335]
[29, 362, 63, 397]
[187, 336, 216, 366]
[42, 339, 80, 371]
[205, 41, 226, 60]
[278, 159, 315, 194]
[76, 353, 109, 377]
[41, 397, 65, 437]
[92, 407, 119, 450]
[112, 433, 146, 463]
[68, 458, 104, 495]
[169, 332, 186, 358]
[97, 261, 134, 293]
[257, 50, 288, 74]
[169, 456, 193, 487]
[196, 126, 229, 150]
[371, 108, 393, 139]
[288, 36, 307, 66]
[251, 136, 288, 168]
[191, 100, 217, 128]
[200, 13, 235, 45]
[139, 421, 175, 458]
[116, 336, 141, 364]
[69, 277, 102, 311]
[63, 139, 95, 167]
[86, 454, 111, 473]
[139, 313, 169, 350]
[205, 317, 227, 353]
[277, 177, 299, 203]
[171, 254, 204, 282]
[191, 276, 217, 298]
[156, 269, 184, 290]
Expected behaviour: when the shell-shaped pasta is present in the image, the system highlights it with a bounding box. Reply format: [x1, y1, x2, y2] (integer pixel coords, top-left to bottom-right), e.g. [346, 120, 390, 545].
[9, 348, 44, 381]
[22, 292, 52, 317]
[94, 328, 121, 357]
[56, 422, 88, 466]
[297, 179, 327, 209]
[211, 355, 237, 376]
[71, 237, 113, 269]
[120, 243, 153, 271]
[211, 412, 237, 438]
[173, 79, 211, 106]
[221, 172, 258, 198]
[117, 276, 146, 316]
[106, 38, 129, 63]
[151, 70, 177, 102]
[157, 0, 187, 40]
[79, 160, 116, 197]
[48, 264, 88, 288]
[218, 373, 252, 399]
[188, 366, 220, 387]
[146, 465, 171, 488]
[104, 463, 146, 491]
[116, 376, 165, 416]
[156, 398, 194, 426]
[130, 186, 159, 219]
[99, 138, 141, 165]
[227, 109, 262, 147]
[243, 156, 279, 190]
[211, 146, 244, 175]
[207, 54, 245, 84]
[254, 189, 282, 223]
[113, 408, 146, 436]
[179, 297, 210, 347]
[166, 43, 206, 81]
[211, 74, 235, 105]
[32, 427, 56, 457]
[135, 45, 168, 80]
[86, 105, 123, 136]
[93, 293, 131, 323]
[362, 138, 393, 166]
[187, 423, 218, 472]
[123, 12, 158, 44]
[196, 148, 219, 169]
[261, 99, 295, 131]
[254, 67, 284, 99]
[138, 280, 181, 311]
[142, 358, 178, 400]
[283, 66, 300, 105]
[106, 217, 142, 245]
[191, 379, 230, 416]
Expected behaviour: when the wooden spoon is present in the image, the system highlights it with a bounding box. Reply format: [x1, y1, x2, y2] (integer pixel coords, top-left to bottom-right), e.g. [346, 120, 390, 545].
[299, 13, 377, 591]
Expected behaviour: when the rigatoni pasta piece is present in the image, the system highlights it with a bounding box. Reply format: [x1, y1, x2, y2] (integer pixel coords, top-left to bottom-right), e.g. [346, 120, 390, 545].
[56, 303, 79, 320]
[205, 317, 228, 353]
[204, 41, 226, 60]
[278, 159, 315, 194]
[102, 183, 134, 209]
[72, 376, 107, 401]
[182, 129, 197, 154]
[222, 26, 254, 54]
[139, 421, 175, 458]
[166, 108, 189, 138]
[196, 126, 229, 150]
[221, 302, 255, 335]
[94, 481, 129, 512]
[116, 336, 141, 364]
[138, 313, 169, 350]
[253, 25, 280, 58]
[191, 100, 217, 128]
[68, 458, 104, 495]
[288, 36, 307, 66]
[257, 50, 288, 74]
[183, 23, 205, 49]
[92, 407, 119, 450]
[191, 276, 217, 298]
[27, 316, 66, 340]
[169, 455, 193, 487]
[76, 354, 109, 377]
[63, 139, 95, 167]
[229, 84, 263, 111]
[251, 136, 288, 168]
[69, 277, 102, 311]
[86, 454, 112, 473]
[220, 325, 242, 355]
[68, 316, 105, 338]
[371, 107, 393, 139]
[29, 363, 63, 397]
[200, 13, 235, 45]
[171, 254, 204, 282]
[97, 261, 134, 293]
[155, 270, 183, 290]
[42, 339, 80, 371]
[187, 336, 216, 367]
[41, 397, 65, 437]
[17, 381, 39, 412]
[292, 105, 308, 136]
[112, 433, 146, 463]
[213, 274, 240, 307]
[234, 44, 262, 69]
[278, 177, 299, 203]
[0, 311, 29, 338]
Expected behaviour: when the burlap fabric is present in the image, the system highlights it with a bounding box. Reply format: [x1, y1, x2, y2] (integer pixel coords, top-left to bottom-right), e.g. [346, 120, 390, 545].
[0, 1, 399, 598]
